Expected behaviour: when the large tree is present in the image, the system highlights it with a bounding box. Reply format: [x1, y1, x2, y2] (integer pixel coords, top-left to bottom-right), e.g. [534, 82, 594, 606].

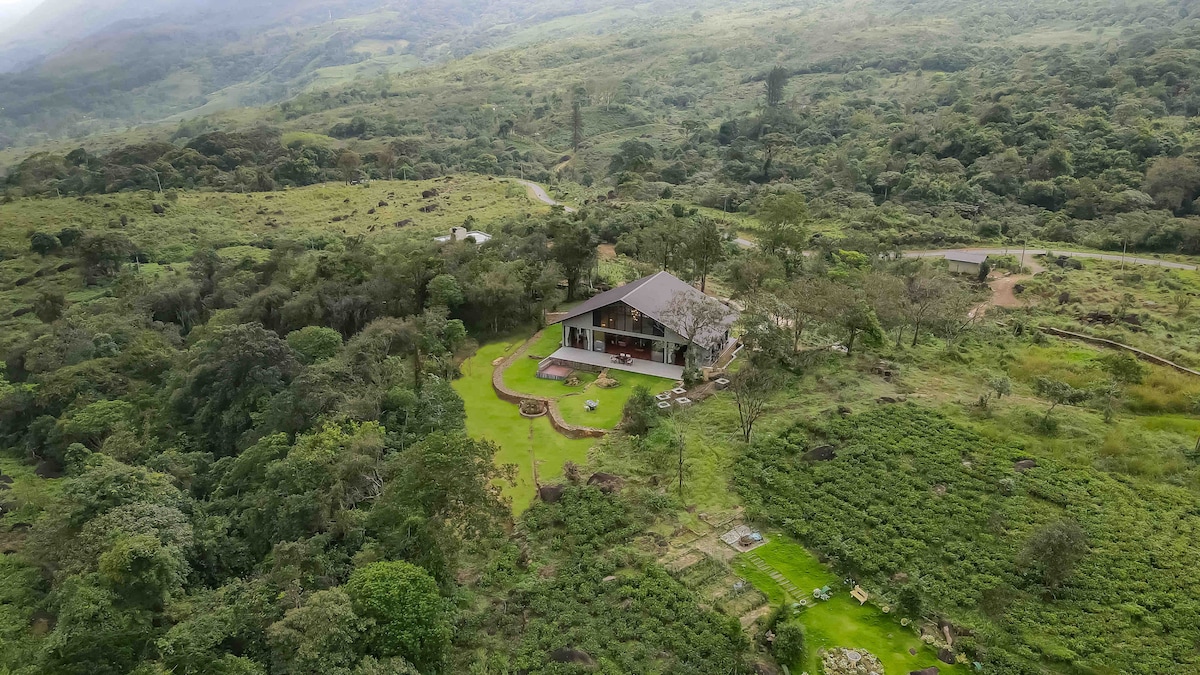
[346, 561, 451, 672]
[549, 220, 597, 301]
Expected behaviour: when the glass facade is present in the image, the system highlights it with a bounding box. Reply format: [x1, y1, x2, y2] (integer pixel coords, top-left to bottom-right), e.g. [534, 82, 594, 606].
[592, 303, 666, 336]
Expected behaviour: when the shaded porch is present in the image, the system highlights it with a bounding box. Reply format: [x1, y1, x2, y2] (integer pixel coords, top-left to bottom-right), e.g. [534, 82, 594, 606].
[543, 347, 685, 380]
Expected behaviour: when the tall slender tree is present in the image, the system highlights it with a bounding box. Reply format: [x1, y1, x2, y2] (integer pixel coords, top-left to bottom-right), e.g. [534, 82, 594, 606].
[571, 101, 584, 151]
[766, 66, 788, 107]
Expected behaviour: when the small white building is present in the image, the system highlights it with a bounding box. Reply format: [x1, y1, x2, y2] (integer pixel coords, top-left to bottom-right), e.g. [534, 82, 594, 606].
[946, 251, 988, 275]
[434, 227, 492, 244]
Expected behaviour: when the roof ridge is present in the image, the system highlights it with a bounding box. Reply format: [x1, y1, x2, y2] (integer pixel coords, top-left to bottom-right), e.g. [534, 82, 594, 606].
[623, 270, 668, 305]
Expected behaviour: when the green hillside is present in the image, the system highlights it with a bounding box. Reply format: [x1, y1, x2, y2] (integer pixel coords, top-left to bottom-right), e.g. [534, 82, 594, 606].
[2, 0, 1200, 673]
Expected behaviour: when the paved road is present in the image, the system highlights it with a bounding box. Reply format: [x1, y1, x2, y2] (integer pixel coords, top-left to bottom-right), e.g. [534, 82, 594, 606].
[904, 247, 1197, 271]
[517, 180, 576, 213]
[732, 237, 1197, 271]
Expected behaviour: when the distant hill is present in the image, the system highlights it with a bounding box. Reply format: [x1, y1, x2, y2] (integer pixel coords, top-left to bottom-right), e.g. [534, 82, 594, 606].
[0, 0, 711, 148]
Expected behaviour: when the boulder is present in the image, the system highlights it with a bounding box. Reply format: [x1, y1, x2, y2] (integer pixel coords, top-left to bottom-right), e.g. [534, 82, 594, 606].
[910, 668, 939, 675]
[1014, 459, 1037, 472]
[803, 445, 837, 462]
[549, 647, 594, 665]
[538, 485, 564, 503]
[937, 648, 955, 665]
[586, 472, 623, 494]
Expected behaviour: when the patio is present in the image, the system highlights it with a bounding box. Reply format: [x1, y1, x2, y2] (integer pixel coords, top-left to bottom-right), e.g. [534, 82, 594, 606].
[544, 346, 685, 380]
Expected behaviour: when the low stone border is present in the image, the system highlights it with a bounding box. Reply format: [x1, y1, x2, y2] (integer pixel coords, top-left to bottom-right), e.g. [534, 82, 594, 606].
[491, 331, 608, 439]
[1040, 326, 1200, 377]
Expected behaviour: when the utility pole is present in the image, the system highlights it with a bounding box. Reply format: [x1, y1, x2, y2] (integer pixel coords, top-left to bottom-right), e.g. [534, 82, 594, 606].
[1121, 238, 1128, 271]
[1021, 238, 1027, 272]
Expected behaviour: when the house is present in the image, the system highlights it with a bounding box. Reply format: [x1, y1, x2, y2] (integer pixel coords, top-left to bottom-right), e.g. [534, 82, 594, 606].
[540, 271, 739, 380]
[434, 226, 492, 244]
[945, 251, 988, 276]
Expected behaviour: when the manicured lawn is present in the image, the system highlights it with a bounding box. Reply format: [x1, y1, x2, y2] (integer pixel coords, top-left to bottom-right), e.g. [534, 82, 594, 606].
[453, 339, 594, 514]
[502, 329, 676, 430]
[733, 539, 967, 675]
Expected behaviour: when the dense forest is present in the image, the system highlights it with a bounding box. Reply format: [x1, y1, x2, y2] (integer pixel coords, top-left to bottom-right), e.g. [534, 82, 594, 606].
[3, 0, 1200, 673]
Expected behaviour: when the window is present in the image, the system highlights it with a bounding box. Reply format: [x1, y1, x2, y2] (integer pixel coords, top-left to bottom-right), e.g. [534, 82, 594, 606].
[593, 303, 665, 336]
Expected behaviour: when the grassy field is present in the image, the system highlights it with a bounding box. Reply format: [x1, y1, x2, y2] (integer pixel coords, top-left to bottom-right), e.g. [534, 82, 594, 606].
[502, 329, 677, 430]
[734, 539, 968, 675]
[452, 338, 594, 514]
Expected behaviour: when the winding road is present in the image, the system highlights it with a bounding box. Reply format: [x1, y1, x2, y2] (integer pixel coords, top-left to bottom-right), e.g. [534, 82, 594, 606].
[517, 180, 576, 213]
[731, 237, 1197, 271]
[903, 247, 1196, 271]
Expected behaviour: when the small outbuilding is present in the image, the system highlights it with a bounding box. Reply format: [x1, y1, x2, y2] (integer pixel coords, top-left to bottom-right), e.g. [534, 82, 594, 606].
[945, 252, 988, 276]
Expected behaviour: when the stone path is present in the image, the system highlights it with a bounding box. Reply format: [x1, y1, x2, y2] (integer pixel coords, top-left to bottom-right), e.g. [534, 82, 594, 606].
[745, 552, 803, 599]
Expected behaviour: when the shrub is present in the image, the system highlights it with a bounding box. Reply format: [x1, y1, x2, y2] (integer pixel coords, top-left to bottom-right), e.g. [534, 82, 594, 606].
[772, 619, 806, 666]
[347, 561, 450, 672]
[286, 326, 343, 363]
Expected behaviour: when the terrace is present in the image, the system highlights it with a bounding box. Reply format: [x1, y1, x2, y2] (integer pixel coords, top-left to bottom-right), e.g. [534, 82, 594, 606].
[542, 346, 685, 380]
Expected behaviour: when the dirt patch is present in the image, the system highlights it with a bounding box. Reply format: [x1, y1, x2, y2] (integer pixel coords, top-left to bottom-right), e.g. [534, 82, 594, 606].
[598, 244, 617, 260]
[739, 603, 773, 628]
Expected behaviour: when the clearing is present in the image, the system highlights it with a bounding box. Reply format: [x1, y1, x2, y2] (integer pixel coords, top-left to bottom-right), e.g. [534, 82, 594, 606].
[502, 329, 677, 430]
[452, 338, 592, 514]
[733, 538, 968, 675]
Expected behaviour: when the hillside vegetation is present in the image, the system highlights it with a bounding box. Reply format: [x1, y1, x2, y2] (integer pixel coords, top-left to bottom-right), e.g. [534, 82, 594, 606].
[2, 0, 1200, 673]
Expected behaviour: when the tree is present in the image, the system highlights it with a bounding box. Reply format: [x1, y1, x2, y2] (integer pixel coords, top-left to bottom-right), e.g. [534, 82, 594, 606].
[732, 364, 778, 442]
[425, 274, 464, 309]
[608, 140, 656, 174]
[338, 151, 363, 183]
[835, 298, 884, 355]
[286, 326, 343, 364]
[1143, 156, 1200, 213]
[979, 374, 1011, 408]
[31, 231, 61, 255]
[267, 588, 367, 675]
[375, 148, 397, 179]
[772, 619, 805, 666]
[1099, 353, 1146, 385]
[571, 100, 584, 151]
[686, 217, 727, 292]
[621, 385, 659, 436]
[901, 271, 960, 347]
[346, 561, 450, 672]
[170, 323, 299, 455]
[660, 290, 737, 375]
[549, 220, 597, 301]
[759, 132, 791, 180]
[98, 533, 186, 609]
[79, 232, 135, 282]
[1020, 519, 1087, 591]
[765, 65, 788, 107]
[34, 290, 66, 323]
[1034, 377, 1088, 423]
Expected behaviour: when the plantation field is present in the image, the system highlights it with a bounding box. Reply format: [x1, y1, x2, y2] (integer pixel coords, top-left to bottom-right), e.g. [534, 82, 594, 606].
[453, 339, 593, 513]
[733, 539, 967, 675]
[735, 405, 1200, 674]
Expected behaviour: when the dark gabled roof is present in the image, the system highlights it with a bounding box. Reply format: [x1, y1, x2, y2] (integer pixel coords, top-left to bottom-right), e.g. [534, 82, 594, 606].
[552, 271, 737, 345]
[946, 251, 989, 264]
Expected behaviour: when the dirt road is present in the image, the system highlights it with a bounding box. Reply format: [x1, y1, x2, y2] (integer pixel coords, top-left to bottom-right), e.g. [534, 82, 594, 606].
[517, 180, 576, 213]
[904, 247, 1196, 271]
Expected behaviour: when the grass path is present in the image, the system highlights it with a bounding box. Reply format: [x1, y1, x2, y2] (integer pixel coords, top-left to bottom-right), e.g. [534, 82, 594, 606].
[733, 538, 968, 675]
[453, 338, 593, 513]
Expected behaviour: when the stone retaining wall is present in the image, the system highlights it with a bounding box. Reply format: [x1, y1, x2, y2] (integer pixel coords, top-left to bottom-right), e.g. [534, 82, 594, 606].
[491, 332, 608, 439]
[1040, 326, 1200, 377]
